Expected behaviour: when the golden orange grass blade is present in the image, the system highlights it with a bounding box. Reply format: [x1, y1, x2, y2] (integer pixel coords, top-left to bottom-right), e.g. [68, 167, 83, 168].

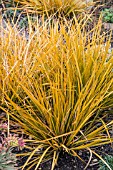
[22, 144, 43, 169]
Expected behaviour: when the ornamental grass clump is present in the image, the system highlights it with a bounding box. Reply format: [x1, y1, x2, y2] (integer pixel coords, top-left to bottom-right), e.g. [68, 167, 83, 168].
[13, 0, 93, 17]
[0, 16, 113, 169]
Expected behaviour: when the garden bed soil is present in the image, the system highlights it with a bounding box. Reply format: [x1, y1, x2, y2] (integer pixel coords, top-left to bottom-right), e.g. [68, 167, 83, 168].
[16, 144, 113, 170]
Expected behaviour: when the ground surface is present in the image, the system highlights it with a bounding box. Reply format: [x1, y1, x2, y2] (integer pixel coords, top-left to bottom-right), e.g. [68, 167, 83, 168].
[16, 144, 113, 170]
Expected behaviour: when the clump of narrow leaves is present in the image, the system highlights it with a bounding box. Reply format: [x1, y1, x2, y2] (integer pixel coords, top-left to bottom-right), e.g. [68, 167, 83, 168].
[13, 0, 93, 17]
[0, 15, 113, 170]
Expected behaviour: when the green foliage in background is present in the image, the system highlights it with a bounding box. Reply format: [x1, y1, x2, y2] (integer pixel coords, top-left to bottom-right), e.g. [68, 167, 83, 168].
[102, 8, 113, 23]
[99, 155, 113, 170]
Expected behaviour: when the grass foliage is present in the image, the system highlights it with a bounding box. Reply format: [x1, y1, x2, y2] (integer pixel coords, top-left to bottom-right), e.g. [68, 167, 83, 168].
[0, 14, 113, 169]
[13, 0, 93, 16]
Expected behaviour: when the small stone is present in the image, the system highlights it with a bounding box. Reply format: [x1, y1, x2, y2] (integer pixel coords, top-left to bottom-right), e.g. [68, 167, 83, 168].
[78, 151, 82, 156]
[92, 159, 98, 163]
[74, 165, 77, 168]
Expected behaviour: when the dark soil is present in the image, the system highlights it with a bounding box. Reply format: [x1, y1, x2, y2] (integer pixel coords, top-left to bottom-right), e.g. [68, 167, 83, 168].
[15, 144, 113, 170]
[41, 146, 113, 170]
